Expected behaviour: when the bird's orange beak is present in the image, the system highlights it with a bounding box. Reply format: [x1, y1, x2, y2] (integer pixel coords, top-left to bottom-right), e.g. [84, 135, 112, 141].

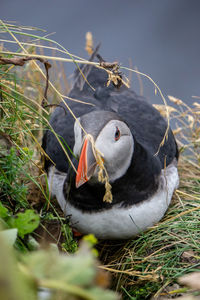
[76, 137, 97, 188]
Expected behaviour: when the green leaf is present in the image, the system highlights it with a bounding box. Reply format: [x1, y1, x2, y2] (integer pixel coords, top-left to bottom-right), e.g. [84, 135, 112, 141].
[0, 235, 35, 300]
[0, 202, 9, 218]
[21, 243, 118, 299]
[9, 210, 39, 238]
[83, 234, 98, 246]
[22, 244, 95, 285]
[0, 228, 18, 247]
[88, 287, 118, 300]
[27, 236, 40, 251]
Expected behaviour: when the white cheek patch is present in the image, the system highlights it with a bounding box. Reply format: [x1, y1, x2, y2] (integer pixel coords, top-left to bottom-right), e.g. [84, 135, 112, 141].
[73, 118, 82, 157]
[95, 120, 134, 182]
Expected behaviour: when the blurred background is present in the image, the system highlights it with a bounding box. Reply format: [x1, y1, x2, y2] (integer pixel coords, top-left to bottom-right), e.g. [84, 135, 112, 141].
[1, 0, 200, 105]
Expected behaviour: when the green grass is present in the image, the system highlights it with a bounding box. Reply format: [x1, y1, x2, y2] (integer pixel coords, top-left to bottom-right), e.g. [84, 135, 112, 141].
[0, 20, 200, 299]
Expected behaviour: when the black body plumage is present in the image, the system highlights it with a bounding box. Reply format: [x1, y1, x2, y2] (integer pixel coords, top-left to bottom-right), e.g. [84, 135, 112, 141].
[42, 56, 178, 213]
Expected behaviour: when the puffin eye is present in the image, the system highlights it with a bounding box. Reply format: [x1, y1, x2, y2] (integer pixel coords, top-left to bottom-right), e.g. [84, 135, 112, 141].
[115, 127, 121, 141]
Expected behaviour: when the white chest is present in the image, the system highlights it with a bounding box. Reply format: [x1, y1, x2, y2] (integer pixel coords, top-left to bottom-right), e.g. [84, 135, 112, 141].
[48, 162, 179, 239]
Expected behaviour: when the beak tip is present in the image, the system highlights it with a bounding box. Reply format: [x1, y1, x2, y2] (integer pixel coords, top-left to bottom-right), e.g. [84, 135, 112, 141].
[75, 177, 87, 189]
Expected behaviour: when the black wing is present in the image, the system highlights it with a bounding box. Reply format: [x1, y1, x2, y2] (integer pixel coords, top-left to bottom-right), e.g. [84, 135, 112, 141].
[42, 56, 178, 173]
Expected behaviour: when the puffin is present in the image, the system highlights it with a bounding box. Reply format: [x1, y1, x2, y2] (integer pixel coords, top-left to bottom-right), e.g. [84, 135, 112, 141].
[42, 49, 179, 239]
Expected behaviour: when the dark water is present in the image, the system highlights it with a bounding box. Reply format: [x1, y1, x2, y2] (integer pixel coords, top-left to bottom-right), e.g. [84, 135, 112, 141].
[1, 0, 200, 106]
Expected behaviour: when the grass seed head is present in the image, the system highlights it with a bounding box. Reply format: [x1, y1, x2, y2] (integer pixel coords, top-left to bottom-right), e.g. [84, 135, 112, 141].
[85, 31, 94, 55]
[86, 134, 113, 203]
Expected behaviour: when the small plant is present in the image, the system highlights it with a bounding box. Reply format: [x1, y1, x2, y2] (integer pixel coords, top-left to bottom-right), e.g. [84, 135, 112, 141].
[0, 233, 118, 300]
[0, 201, 40, 252]
[61, 223, 78, 253]
[0, 147, 32, 209]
